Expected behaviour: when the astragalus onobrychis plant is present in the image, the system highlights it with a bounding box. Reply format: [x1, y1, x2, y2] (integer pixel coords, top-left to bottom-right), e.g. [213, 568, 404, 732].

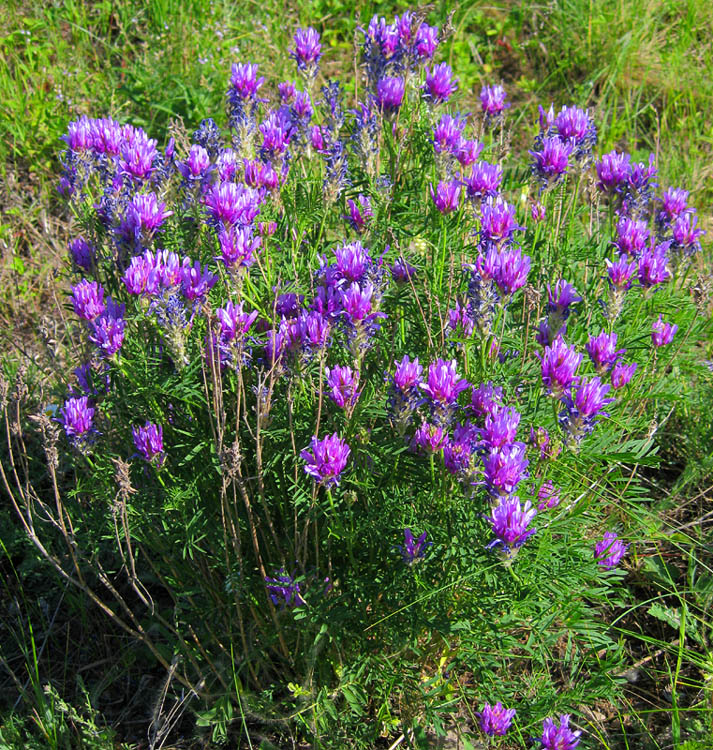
[3, 9, 709, 748]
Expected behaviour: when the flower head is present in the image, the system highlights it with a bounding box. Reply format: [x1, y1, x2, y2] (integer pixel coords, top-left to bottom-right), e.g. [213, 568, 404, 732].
[611, 360, 637, 389]
[301, 433, 350, 487]
[487, 495, 536, 551]
[594, 531, 628, 569]
[586, 330, 625, 373]
[483, 443, 529, 497]
[540, 715, 581, 750]
[477, 702, 516, 736]
[60, 396, 95, 442]
[291, 27, 322, 77]
[325, 365, 360, 408]
[376, 76, 405, 112]
[398, 528, 431, 564]
[71, 280, 105, 321]
[539, 338, 582, 395]
[421, 359, 469, 405]
[423, 63, 458, 103]
[430, 180, 461, 214]
[480, 84, 508, 118]
[651, 314, 677, 347]
[132, 421, 165, 465]
[265, 569, 304, 607]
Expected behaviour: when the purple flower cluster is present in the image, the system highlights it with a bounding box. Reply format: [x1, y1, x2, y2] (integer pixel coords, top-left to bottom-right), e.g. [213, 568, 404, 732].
[477, 701, 516, 736]
[397, 528, 431, 564]
[301, 433, 351, 487]
[594, 531, 628, 569]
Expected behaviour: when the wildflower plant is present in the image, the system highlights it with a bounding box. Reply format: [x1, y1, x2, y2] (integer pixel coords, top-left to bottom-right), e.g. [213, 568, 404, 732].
[3, 9, 710, 749]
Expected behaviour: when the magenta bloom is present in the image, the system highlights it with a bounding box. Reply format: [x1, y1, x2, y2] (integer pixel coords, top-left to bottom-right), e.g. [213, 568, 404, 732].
[181, 259, 217, 301]
[586, 330, 625, 373]
[455, 139, 483, 167]
[651, 315, 677, 347]
[390, 258, 417, 283]
[430, 180, 461, 214]
[432, 114, 465, 154]
[672, 212, 705, 255]
[230, 62, 264, 100]
[479, 197, 524, 248]
[494, 248, 531, 296]
[421, 359, 469, 405]
[536, 479, 561, 511]
[411, 422, 446, 453]
[463, 161, 502, 201]
[340, 282, 375, 322]
[132, 421, 165, 465]
[606, 256, 637, 289]
[480, 84, 508, 117]
[204, 182, 260, 227]
[572, 376, 614, 418]
[487, 495, 536, 551]
[71, 280, 105, 321]
[120, 192, 172, 240]
[87, 297, 124, 355]
[334, 241, 371, 282]
[594, 531, 628, 569]
[291, 27, 322, 74]
[480, 407, 520, 449]
[398, 528, 431, 564]
[424, 62, 458, 103]
[392, 355, 423, 391]
[217, 225, 261, 269]
[120, 127, 157, 180]
[596, 150, 631, 193]
[611, 360, 637, 389]
[470, 381, 503, 417]
[483, 443, 529, 497]
[539, 338, 582, 395]
[345, 195, 373, 233]
[265, 569, 304, 608]
[216, 300, 259, 343]
[178, 144, 211, 180]
[638, 243, 671, 287]
[540, 715, 581, 750]
[614, 217, 649, 256]
[477, 702, 516, 736]
[660, 187, 689, 224]
[530, 136, 574, 184]
[68, 238, 95, 271]
[301, 433, 351, 487]
[60, 396, 95, 442]
[325, 365, 360, 408]
[376, 76, 405, 112]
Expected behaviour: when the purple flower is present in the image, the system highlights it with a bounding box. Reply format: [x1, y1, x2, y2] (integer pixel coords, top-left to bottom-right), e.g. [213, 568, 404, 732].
[463, 161, 502, 201]
[398, 528, 430, 564]
[480, 84, 508, 118]
[659, 187, 689, 225]
[132, 421, 165, 465]
[432, 114, 465, 154]
[71, 280, 105, 321]
[421, 359, 469, 406]
[334, 241, 372, 282]
[217, 300, 259, 344]
[265, 569, 304, 607]
[531, 201, 546, 222]
[376, 76, 405, 112]
[546, 280, 582, 336]
[480, 407, 521, 449]
[430, 180, 461, 214]
[340, 282, 375, 322]
[455, 139, 483, 167]
[493, 248, 531, 296]
[539, 338, 582, 396]
[611, 360, 637, 389]
[392, 355, 423, 391]
[651, 315, 677, 347]
[558, 377, 614, 445]
[345, 195, 373, 233]
[411, 422, 446, 453]
[423, 62, 458, 103]
[181, 259, 217, 301]
[325, 365, 360, 408]
[259, 110, 293, 158]
[554, 105, 596, 157]
[391, 258, 417, 284]
[68, 238, 95, 271]
[536, 479, 561, 511]
[638, 243, 671, 287]
[278, 81, 297, 103]
[486, 495, 536, 551]
[540, 715, 581, 750]
[178, 144, 211, 180]
[586, 330, 625, 373]
[606, 257, 637, 289]
[479, 197, 524, 249]
[594, 531, 628, 570]
[60, 396, 95, 442]
[89, 301, 126, 359]
[443, 436, 474, 475]
[301, 433, 350, 487]
[614, 217, 649, 257]
[672, 212, 705, 255]
[529, 426, 556, 461]
[217, 225, 261, 270]
[204, 182, 260, 227]
[470, 381, 503, 417]
[530, 136, 574, 186]
[120, 127, 157, 180]
[596, 150, 631, 193]
[477, 702, 516, 736]
[483, 442, 529, 497]
[229, 62, 264, 100]
[414, 22, 439, 59]
[291, 27, 322, 77]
